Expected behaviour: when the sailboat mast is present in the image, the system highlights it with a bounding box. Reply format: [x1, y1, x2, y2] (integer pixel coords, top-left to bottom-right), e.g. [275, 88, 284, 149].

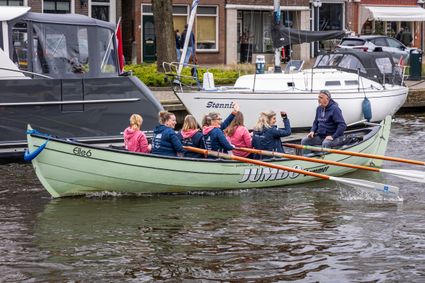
[273, 0, 282, 73]
[177, 0, 199, 76]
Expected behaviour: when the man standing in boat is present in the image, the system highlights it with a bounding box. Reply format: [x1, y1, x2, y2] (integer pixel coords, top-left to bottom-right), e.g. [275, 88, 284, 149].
[300, 90, 346, 154]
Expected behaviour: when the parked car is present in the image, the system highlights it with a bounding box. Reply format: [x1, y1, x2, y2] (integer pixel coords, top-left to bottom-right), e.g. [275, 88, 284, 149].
[336, 35, 420, 64]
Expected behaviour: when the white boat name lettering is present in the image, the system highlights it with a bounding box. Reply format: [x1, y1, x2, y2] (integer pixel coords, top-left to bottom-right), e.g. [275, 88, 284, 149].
[73, 147, 92, 158]
[239, 165, 302, 183]
[206, 101, 234, 109]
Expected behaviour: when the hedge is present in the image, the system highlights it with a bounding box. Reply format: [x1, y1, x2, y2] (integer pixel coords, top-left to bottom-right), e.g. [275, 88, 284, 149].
[125, 63, 256, 87]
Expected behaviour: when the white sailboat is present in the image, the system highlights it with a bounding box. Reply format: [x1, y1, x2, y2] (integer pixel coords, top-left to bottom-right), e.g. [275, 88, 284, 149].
[172, 1, 407, 129]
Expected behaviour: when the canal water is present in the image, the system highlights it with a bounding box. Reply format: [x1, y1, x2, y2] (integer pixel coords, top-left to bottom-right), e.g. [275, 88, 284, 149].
[1, 113, 425, 282]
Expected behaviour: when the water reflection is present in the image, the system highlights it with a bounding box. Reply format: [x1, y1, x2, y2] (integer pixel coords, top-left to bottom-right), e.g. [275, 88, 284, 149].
[31, 190, 401, 281]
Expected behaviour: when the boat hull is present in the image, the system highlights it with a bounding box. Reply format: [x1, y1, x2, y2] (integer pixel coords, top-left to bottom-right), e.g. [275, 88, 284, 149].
[27, 117, 392, 197]
[176, 87, 406, 129]
[0, 76, 162, 158]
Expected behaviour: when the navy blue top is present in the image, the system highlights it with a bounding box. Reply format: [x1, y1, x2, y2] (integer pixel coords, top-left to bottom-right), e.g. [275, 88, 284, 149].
[175, 34, 181, 49]
[252, 118, 291, 155]
[151, 125, 184, 157]
[181, 30, 195, 48]
[204, 113, 235, 153]
[311, 99, 346, 139]
[177, 131, 205, 158]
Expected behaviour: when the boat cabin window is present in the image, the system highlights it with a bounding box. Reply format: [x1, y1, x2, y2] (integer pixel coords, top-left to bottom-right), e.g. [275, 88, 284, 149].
[31, 23, 89, 76]
[98, 28, 117, 74]
[337, 54, 366, 73]
[314, 53, 366, 74]
[315, 54, 344, 67]
[375, 57, 393, 74]
[345, 80, 359, 86]
[325, 81, 341, 86]
[11, 22, 29, 71]
[287, 82, 295, 87]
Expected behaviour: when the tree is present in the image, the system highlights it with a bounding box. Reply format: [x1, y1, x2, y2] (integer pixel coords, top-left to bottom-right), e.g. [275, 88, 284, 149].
[152, 0, 176, 72]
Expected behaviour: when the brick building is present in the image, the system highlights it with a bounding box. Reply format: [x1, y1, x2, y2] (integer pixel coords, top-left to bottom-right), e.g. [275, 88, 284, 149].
[2, 0, 424, 65]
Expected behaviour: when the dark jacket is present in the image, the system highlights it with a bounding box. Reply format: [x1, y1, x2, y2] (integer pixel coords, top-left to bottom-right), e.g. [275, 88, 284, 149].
[203, 113, 235, 153]
[252, 118, 291, 156]
[151, 124, 184, 157]
[181, 29, 195, 48]
[175, 34, 181, 49]
[177, 130, 205, 158]
[311, 99, 346, 139]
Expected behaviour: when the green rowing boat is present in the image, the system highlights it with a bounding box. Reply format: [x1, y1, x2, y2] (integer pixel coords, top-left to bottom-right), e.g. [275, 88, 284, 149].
[26, 116, 392, 198]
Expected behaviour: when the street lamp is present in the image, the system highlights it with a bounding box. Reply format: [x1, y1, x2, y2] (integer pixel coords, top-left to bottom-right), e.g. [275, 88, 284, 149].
[312, 0, 322, 56]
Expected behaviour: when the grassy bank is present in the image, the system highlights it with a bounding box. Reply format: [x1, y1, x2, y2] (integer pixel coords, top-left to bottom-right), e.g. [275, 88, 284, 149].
[125, 63, 256, 87]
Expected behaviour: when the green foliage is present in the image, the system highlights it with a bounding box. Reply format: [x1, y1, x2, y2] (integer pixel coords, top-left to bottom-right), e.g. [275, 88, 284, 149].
[125, 64, 168, 87]
[125, 63, 255, 87]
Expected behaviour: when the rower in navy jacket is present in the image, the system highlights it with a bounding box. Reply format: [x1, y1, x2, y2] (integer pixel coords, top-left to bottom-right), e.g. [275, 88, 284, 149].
[177, 114, 205, 158]
[151, 111, 185, 157]
[301, 90, 346, 154]
[202, 103, 239, 154]
[252, 110, 292, 159]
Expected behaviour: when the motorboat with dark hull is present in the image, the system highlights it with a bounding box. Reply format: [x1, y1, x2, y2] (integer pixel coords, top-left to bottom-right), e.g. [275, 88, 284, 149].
[0, 7, 163, 158]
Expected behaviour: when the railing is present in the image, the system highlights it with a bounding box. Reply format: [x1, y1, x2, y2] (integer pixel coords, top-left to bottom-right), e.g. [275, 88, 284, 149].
[162, 61, 202, 91]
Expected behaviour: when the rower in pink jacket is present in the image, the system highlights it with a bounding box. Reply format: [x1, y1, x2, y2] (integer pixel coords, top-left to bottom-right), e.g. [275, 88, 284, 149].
[224, 111, 252, 157]
[123, 114, 151, 153]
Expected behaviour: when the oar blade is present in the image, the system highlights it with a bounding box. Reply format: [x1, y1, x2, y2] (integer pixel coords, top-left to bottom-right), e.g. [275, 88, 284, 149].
[330, 176, 400, 198]
[380, 169, 425, 183]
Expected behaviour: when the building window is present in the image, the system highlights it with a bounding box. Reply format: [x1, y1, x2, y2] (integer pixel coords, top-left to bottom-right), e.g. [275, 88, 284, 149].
[173, 5, 188, 36]
[319, 3, 343, 31]
[239, 10, 293, 55]
[92, 0, 110, 22]
[171, 5, 218, 51]
[0, 0, 24, 5]
[143, 4, 218, 52]
[44, 0, 71, 14]
[196, 6, 218, 51]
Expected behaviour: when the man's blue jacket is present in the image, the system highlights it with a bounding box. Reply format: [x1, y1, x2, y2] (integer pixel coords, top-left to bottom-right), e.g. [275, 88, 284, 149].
[311, 99, 346, 139]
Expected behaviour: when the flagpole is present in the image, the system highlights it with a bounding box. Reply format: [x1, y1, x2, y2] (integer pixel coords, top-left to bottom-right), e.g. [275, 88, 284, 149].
[101, 17, 123, 73]
[273, 0, 282, 73]
[116, 17, 125, 73]
[177, 0, 199, 77]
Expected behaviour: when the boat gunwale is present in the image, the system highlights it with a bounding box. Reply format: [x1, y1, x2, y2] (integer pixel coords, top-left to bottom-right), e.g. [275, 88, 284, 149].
[28, 125, 380, 164]
[176, 88, 407, 96]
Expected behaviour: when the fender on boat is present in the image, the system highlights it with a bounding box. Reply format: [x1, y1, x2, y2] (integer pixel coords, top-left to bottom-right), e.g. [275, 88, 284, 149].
[362, 97, 372, 122]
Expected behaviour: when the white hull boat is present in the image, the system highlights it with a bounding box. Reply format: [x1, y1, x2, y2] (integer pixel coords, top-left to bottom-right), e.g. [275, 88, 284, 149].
[174, 50, 408, 129]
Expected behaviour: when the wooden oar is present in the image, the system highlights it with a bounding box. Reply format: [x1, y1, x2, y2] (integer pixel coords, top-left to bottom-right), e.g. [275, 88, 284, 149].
[236, 147, 425, 184]
[284, 143, 425, 166]
[183, 146, 399, 197]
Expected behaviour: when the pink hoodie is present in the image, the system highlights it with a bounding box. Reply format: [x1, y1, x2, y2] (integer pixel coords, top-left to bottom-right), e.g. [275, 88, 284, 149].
[226, 126, 252, 157]
[181, 129, 200, 139]
[123, 127, 150, 153]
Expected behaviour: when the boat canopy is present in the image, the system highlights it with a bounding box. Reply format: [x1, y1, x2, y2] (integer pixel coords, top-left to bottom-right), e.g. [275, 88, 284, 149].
[0, 7, 30, 21]
[313, 49, 402, 85]
[271, 25, 346, 48]
[5, 12, 118, 79]
[20, 12, 115, 30]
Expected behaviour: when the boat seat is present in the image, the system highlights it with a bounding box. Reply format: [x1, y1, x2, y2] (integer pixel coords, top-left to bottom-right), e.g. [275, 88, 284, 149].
[335, 134, 363, 148]
[108, 145, 127, 151]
